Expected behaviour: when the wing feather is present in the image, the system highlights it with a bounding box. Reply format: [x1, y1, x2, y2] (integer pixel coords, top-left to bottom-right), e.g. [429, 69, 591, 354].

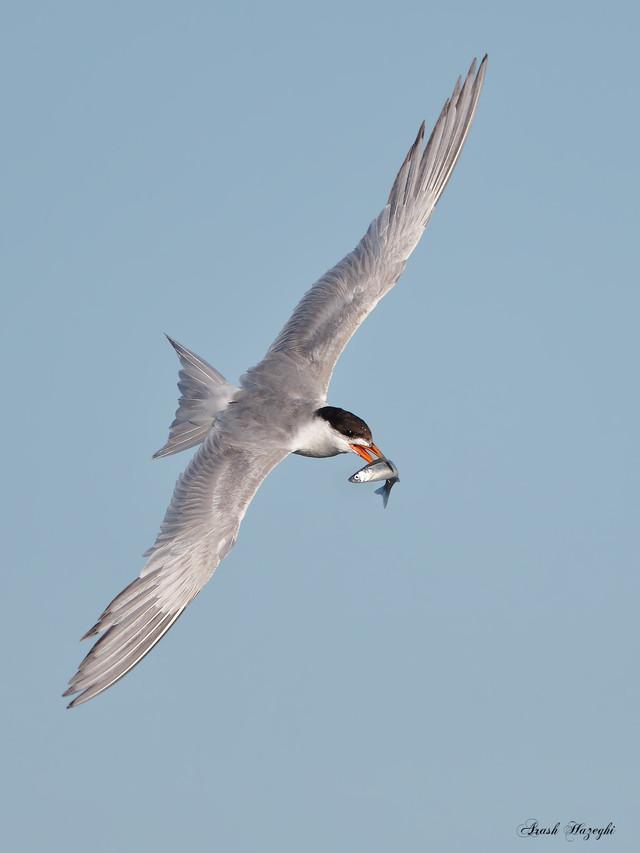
[64, 427, 287, 707]
[259, 56, 487, 395]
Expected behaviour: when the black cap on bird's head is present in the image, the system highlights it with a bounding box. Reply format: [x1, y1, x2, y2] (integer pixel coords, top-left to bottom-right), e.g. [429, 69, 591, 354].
[315, 406, 383, 462]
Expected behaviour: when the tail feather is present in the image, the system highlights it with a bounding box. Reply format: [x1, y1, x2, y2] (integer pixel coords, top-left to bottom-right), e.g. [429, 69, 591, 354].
[153, 336, 238, 459]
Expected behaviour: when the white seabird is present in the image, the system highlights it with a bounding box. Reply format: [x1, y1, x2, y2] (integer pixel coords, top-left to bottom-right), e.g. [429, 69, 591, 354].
[64, 56, 487, 707]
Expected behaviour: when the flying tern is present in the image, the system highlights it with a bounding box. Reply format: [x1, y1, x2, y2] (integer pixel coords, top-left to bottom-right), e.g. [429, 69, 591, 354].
[64, 56, 487, 707]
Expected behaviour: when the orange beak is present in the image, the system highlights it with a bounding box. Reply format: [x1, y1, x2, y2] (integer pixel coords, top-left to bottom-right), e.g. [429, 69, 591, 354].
[349, 442, 384, 463]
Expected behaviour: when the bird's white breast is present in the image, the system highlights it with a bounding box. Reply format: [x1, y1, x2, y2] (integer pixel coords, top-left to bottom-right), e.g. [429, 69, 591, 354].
[291, 416, 349, 458]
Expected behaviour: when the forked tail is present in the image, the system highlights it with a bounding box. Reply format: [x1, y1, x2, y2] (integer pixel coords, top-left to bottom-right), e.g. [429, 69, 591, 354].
[153, 335, 238, 459]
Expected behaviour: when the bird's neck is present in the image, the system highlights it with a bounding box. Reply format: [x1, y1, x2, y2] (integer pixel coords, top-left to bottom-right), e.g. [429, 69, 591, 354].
[291, 415, 348, 458]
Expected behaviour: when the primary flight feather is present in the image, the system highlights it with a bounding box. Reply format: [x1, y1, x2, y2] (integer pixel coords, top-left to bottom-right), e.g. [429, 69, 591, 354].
[64, 56, 487, 707]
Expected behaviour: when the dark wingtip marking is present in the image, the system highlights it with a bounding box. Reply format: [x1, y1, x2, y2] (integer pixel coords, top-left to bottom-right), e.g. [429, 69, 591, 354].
[165, 334, 184, 356]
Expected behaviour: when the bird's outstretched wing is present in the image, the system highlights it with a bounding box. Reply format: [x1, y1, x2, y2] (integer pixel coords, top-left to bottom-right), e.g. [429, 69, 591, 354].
[262, 56, 487, 396]
[64, 428, 287, 707]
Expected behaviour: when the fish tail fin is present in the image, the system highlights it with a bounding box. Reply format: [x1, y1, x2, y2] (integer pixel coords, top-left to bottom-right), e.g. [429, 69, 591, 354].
[375, 483, 390, 508]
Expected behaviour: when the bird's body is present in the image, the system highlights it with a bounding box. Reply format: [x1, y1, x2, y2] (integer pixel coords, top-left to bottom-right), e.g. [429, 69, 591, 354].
[65, 56, 487, 707]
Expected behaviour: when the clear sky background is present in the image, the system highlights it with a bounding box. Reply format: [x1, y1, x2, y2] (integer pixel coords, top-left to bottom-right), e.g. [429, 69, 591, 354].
[2, 2, 638, 851]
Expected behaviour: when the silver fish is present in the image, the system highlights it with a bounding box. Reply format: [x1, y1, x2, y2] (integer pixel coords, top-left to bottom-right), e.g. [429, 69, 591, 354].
[348, 457, 400, 508]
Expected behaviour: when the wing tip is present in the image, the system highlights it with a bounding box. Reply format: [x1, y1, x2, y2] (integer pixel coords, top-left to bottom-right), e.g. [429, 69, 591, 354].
[63, 684, 84, 708]
[475, 55, 488, 89]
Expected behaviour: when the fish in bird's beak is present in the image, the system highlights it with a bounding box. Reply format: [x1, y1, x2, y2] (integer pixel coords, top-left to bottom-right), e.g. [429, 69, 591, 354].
[349, 442, 384, 463]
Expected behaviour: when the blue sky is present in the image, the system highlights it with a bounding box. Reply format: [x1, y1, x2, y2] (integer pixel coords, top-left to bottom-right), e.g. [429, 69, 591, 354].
[2, 2, 638, 851]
